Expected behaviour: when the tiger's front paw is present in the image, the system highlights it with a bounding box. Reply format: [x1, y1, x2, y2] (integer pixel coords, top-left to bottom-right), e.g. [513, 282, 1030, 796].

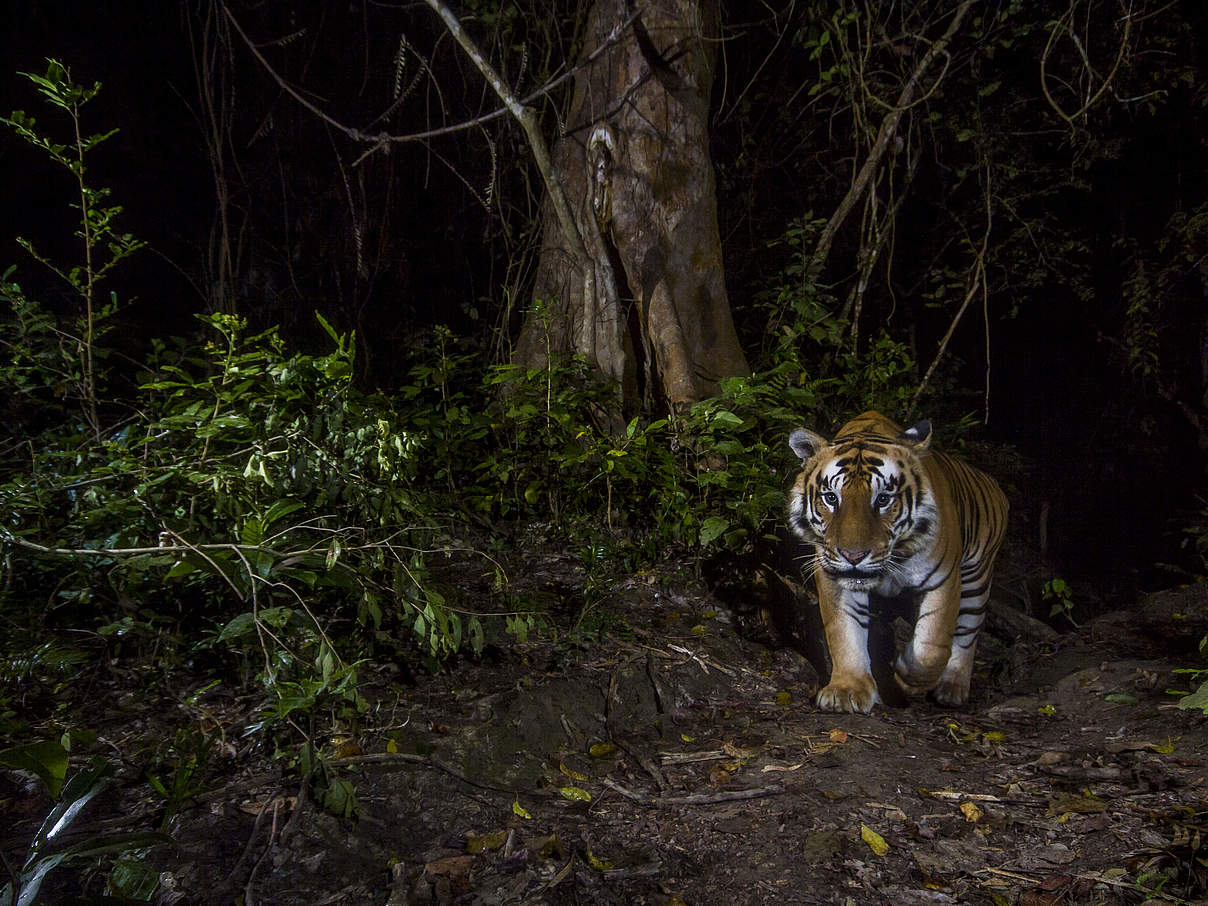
[816, 675, 880, 713]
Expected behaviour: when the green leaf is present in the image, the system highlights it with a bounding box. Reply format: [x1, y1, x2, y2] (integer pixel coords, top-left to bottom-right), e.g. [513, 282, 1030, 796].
[321, 778, 358, 819]
[0, 740, 69, 798]
[240, 518, 263, 546]
[109, 857, 162, 899]
[1177, 679, 1208, 713]
[709, 410, 743, 429]
[164, 559, 195, 579]
[524, 481, 542, 504]
[315, 310, 341, 344]
[249, 550, 275, 579]
[218, 612, 256, 642]
[262, 499, 305, 529]
[468, 617, 485, 656]
[699, 516, 730, 546]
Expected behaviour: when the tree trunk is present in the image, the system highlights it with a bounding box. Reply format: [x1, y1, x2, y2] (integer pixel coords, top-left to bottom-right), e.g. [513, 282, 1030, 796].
[514, 0, 748, 415]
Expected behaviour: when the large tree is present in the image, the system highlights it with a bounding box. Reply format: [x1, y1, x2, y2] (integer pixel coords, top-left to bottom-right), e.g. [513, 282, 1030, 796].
[511, 0, 749, 414]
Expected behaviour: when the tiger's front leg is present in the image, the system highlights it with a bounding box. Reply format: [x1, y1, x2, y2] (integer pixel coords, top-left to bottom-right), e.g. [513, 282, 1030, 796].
[815, 581, 880, 713]
[894, 583, 962, 699]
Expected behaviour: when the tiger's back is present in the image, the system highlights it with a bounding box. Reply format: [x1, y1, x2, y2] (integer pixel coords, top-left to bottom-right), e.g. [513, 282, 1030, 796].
[787, 411, 1007, 713]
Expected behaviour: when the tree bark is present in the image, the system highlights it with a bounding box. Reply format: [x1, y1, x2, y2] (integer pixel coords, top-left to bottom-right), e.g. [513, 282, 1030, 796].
[514, 0, 748, 414]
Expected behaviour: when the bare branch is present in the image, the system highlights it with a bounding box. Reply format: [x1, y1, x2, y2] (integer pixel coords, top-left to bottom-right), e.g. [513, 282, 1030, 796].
[220, 0, 642, 151]
[808, 0, 974, 282]
[1040, 1, 1133, 125]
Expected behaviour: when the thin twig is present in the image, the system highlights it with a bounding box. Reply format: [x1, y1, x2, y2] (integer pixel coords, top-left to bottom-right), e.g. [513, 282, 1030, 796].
[220, 1, 643, 150]
[808, 0, 974, 281]
[421, 0, 603, 338]
[602, 778, 784, 806]
[1040, 1, 1133, 125]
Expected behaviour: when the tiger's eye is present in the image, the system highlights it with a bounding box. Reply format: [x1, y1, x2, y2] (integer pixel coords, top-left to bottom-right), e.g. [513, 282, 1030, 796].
[874, 493, 893, 508]
[822, 492, 838, 506]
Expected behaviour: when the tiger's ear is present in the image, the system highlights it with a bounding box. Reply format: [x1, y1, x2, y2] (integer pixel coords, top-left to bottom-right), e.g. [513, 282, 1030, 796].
[789, 428, 828, 463]
[899, 420, 932, 450]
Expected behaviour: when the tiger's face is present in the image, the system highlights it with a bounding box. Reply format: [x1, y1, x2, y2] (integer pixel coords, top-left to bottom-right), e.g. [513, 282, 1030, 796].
[787, 417, 935, 591]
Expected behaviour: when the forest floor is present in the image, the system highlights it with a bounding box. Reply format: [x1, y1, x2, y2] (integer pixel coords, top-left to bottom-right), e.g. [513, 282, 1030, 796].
[7, 545, 1208, 906]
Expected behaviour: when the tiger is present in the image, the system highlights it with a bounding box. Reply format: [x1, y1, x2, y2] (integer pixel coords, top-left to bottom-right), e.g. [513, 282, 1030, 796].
[786, 411, 1008, 713]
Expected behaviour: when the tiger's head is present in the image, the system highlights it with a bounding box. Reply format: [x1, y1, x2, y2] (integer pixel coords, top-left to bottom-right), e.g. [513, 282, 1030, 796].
[787, 412, 936, 590]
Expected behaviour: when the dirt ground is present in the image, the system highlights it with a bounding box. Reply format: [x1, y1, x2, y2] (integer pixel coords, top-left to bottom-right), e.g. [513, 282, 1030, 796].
[8, 550, 1208, 906]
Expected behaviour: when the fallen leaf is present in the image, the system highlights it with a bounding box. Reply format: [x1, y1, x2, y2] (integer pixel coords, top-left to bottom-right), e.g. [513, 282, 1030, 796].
[860, 823, 889, 856]
[960, 801, 984, 823]
[558, 762, 588, 782]
[761, 762, 804, 772]
[589, 743, 617, 758]
[238, 795, 295, 816]
[1104, 738, 1176, 754]
[668, 895, 689, 906]
[774, 691, 792, 706]
[424, 854, 473, 880]
[722, 741, 760, 759]
[865, 801, 908, 821]
[1039, 871, 1075, 890]
[829, 728, 849, 743]
[512, 798, 533, 819]
[585, 846, 614, 870]
[466, 830, 508, 853]
[558, 785, 592, 802]
[1045, 793, 1106, 817]
[385, 738, 399, 754]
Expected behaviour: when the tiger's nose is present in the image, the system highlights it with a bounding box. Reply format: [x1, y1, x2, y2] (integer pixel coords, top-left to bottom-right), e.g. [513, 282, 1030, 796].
[839, 548, 870, 565]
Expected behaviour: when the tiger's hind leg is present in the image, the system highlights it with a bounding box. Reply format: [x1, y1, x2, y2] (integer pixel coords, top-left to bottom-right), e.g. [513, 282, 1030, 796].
[932, 587, 991, 706]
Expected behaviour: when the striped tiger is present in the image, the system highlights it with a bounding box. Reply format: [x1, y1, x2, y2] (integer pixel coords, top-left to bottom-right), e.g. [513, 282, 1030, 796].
[787, 411, 1008, 713]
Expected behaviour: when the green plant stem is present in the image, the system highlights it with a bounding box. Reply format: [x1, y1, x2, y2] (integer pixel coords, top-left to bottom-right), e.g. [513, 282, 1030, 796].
[71, 95, 100, 440]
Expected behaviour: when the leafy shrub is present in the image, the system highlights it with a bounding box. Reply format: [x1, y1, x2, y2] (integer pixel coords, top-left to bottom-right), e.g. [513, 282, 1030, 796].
[2, 311, 471, 707]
